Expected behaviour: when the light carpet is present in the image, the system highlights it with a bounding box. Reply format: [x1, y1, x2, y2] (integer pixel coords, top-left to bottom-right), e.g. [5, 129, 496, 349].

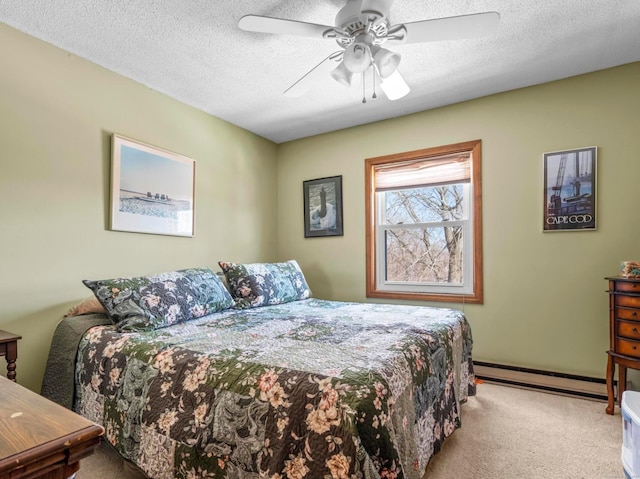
[77, 382, 625, 479]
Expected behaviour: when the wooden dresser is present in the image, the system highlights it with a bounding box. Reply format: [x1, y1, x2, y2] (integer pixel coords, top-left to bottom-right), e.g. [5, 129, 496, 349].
[606, 276, 640, 414]
[0, 376, 104, 478]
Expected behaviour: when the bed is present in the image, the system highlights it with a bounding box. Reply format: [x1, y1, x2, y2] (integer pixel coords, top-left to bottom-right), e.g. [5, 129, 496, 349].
[41, 262, 475, 479]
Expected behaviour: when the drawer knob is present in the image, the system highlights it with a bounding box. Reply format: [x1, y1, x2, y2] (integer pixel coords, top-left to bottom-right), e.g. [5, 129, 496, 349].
[634, 328, 638, 333]
[634, 312, 638, 317]
[634, 346, 638, 350]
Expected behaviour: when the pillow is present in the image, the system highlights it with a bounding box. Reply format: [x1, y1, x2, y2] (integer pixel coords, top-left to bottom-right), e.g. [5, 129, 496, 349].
[64, 296, 107, 317]
[83, 267, 234, 332]
[218, 260, 311, 309]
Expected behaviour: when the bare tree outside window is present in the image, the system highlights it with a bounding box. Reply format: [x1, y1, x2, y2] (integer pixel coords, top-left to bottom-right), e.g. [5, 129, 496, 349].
[383, 185, 464, 283]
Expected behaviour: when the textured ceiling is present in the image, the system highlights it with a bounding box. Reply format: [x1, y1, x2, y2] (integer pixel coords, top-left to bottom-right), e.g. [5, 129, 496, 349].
[1, 0, 639, 143]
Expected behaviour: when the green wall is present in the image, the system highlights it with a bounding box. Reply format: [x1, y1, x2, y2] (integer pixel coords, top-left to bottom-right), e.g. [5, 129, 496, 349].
[277, 62, 640, 379]
[0, 23, 278, 392]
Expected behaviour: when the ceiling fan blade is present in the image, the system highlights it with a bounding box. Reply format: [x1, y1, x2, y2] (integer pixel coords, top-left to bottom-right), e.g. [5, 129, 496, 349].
[402, 11, 500, 44]
[284, 52, 344, 98]
[239, 14, 335, 38]
[380, 69, 410, 100]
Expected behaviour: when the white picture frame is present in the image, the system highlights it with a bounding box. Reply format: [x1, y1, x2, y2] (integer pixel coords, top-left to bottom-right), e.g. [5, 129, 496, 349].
[110, 134, 195, 237]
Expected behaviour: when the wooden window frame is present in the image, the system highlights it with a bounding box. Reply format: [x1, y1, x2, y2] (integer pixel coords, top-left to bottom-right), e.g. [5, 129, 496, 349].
[365, 140, 483, 304]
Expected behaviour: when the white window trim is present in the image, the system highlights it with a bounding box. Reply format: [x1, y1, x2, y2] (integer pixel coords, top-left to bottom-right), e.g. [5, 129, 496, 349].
[374, 183, 474, 295]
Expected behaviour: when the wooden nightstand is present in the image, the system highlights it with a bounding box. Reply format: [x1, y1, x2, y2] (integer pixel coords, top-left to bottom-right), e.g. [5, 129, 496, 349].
[0, 330, 21, 381]
[0, 375, 104, 478]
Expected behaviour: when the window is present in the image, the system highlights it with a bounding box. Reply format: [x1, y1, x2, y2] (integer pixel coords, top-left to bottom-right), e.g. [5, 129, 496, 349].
[365, 140, 483, 303]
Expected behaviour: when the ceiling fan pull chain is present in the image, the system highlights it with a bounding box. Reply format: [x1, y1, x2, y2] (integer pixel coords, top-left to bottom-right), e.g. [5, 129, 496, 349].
[372, 67, 377, 99]
[362, 73, 367, 103]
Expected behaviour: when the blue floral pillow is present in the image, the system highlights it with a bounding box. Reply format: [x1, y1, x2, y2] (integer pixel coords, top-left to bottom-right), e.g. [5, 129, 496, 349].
[218, 260, 311, 309]
[83, 267, 235, 332]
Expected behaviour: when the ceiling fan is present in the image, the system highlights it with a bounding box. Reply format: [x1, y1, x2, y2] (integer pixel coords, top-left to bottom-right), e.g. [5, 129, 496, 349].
[238, 0, 500, 102]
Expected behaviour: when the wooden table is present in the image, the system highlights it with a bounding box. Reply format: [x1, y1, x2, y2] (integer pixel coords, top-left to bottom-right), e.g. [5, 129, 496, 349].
[0, 376, 104, 478]
[0, 331, 21, 381]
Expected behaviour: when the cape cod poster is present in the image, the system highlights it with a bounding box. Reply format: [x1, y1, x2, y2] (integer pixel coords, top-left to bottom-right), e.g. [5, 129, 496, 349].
[543, 146, 596, 232]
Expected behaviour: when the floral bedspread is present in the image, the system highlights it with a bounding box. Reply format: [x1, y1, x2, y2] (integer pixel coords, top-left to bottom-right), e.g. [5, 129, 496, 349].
[73, 299, 475, 479]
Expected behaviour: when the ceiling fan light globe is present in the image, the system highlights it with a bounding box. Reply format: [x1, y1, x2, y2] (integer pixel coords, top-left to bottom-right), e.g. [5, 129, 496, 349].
[381, 70, 410, 100]
[373, 47, 401, 79]
[343, 43, 372, 73]
[330, 62, 354, 87]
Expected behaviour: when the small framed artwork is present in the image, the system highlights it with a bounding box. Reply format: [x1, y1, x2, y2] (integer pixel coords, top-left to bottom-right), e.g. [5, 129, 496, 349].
[110, 134, 196, 237]
[303, 175, 344, 237]
[543, 146, 596, 232]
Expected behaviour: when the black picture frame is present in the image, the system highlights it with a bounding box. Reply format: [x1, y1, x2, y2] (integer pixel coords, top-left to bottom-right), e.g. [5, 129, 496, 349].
[303, 175, 343, 238]
[543, 146, 597, 232]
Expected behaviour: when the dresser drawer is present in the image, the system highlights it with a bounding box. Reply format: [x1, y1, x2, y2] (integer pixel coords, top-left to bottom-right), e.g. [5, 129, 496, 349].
[616, 337, 640, 358]
[616, 295, 640, 308]
[613, 281, 640, 293]
[618, 308, 640, 321]
[618, 320, 640, 340]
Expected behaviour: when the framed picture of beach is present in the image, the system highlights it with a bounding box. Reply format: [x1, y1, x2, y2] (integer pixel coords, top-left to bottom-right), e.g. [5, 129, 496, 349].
[543, 146, 596, 232]
[303, 175, 343, 238]
[110, 134, 196, 237]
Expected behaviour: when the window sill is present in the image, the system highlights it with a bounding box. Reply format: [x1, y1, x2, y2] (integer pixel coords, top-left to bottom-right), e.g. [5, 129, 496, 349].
[366, 288, 483, 304]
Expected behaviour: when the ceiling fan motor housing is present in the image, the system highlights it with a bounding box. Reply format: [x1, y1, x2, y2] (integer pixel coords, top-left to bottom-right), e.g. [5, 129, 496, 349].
[334, 0, 391, 47]
[336, 0, 391, 22]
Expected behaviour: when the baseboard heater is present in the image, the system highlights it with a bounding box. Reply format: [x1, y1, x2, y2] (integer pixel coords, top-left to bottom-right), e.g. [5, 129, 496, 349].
[473, 361, 609, 402]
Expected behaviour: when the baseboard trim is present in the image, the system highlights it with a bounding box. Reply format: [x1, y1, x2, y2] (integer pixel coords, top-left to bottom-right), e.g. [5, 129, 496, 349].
[473, 361, 609, 402]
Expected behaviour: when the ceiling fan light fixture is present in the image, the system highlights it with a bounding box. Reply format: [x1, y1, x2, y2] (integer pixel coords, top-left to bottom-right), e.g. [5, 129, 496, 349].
[380, 70, 410, 100]
[330, 62, 354, 87]
[372, 47, 401, 79]
[343, 43, 372, 73]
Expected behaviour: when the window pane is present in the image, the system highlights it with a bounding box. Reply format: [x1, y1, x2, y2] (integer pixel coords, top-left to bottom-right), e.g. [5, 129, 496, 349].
[384, 226, 463, 283]
[383, 185, 465, 225]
